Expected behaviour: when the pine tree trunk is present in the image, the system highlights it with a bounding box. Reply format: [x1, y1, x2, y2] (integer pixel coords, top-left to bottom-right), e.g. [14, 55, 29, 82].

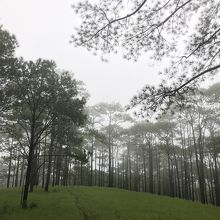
[7, 148, 12, 188]
[15, 155, 20, 187]
[45, 125, 55, 192]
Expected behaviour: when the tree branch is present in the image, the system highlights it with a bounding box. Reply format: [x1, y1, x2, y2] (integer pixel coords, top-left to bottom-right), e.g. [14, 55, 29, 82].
[172, 64, 220, 94]
[86, 0, 148, 42]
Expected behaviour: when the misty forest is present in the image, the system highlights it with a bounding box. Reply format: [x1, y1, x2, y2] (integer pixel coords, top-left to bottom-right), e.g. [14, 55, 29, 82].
[1, 0, 220, 220]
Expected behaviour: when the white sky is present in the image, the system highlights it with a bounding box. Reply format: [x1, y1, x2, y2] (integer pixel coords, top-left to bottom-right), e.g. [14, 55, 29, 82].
[0, 0, 219, 106]
[0, 0, 162, 106]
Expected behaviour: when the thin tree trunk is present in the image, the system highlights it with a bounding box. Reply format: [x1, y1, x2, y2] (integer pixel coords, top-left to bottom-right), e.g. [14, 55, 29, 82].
[45, 124, 55, 192]
[15, 155, 20, 187]
[7, 148, 12, 188]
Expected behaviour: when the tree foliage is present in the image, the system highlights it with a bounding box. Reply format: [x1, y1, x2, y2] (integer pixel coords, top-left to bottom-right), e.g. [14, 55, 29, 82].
[0, 25, 88, 207]
[72, 0, 220, 117]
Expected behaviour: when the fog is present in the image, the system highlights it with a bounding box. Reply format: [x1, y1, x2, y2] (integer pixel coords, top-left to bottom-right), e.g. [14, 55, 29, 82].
[0, 0, 164, 105]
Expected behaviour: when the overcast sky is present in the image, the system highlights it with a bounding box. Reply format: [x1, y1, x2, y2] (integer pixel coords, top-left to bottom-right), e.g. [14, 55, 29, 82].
[0, 0, 219, 106]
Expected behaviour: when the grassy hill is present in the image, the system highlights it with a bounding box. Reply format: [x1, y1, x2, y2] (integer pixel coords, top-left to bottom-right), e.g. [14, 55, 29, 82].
[0, 186, 220, 220]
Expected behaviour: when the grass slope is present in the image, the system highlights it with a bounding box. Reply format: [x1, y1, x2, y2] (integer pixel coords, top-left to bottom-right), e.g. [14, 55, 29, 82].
[0, 186, 220, 220]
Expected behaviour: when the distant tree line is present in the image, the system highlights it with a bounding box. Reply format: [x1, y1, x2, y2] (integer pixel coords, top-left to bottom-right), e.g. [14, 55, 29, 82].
[75, 89, 220, 206]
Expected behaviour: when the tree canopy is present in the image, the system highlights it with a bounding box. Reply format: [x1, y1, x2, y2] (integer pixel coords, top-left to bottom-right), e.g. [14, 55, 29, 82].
[0, 25, 88, 208]
[72, 0, 220, 116]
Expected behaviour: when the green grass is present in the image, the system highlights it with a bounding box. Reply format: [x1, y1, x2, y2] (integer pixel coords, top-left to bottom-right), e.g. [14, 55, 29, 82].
[0, 186, 220, 220]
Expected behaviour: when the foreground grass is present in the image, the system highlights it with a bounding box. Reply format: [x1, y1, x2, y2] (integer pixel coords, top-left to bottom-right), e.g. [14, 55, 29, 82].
[0, 186, 220, 220]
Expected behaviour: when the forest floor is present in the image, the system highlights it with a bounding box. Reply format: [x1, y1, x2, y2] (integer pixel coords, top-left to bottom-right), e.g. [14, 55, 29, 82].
[0, 186, 220, 220]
